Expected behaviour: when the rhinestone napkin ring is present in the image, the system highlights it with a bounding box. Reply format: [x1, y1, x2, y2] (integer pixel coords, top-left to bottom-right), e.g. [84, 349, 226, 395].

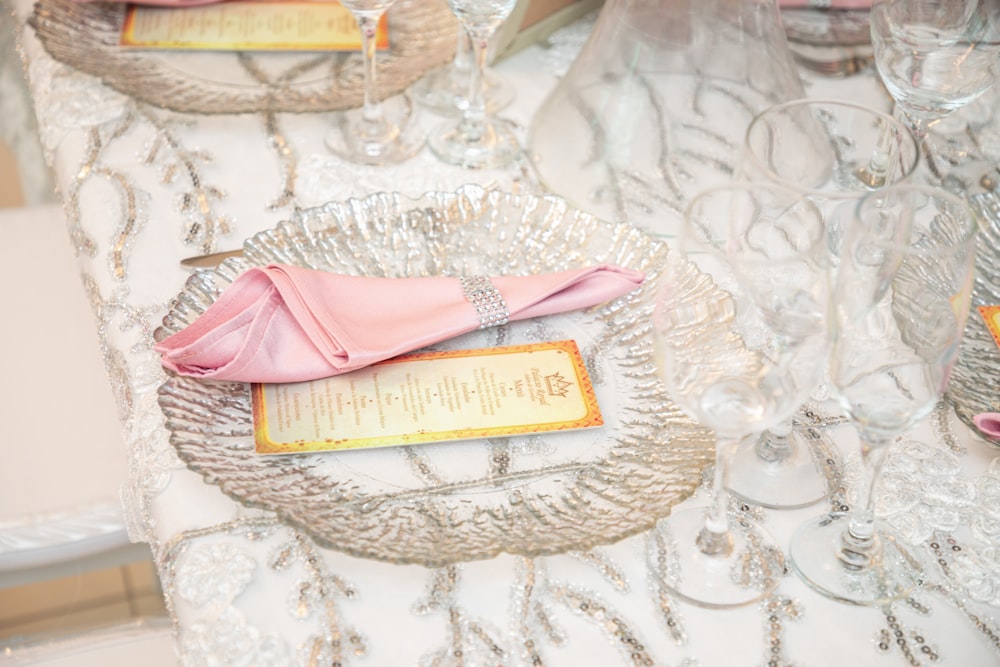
[460, 276, 510, 329]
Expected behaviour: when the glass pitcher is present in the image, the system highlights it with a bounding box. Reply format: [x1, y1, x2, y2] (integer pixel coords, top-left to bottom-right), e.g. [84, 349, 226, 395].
[527, 0, 806, 239]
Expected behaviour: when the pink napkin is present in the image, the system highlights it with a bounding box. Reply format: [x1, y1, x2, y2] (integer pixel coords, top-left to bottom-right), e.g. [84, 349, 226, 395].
[974, 413, 1000, 440]
[779, 0, 872, 8]
[154, 263, 645, 383]
[71, 0, 224, 6]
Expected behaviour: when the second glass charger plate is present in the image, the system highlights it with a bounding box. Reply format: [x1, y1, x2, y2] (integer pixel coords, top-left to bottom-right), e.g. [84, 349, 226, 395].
[948, 191, 1000, 444]
[29, 0, 457, 114]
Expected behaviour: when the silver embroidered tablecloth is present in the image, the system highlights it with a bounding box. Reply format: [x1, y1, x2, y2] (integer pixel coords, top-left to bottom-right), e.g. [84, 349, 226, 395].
[7, 0, 1000, 664]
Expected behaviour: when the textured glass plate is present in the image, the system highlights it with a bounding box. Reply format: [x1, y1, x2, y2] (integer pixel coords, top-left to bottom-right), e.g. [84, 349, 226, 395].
[154, 185, 715, 566]
[947, 191, 1000, 444]
[28, 0, 456, 114]
[781, 8, 872, 47]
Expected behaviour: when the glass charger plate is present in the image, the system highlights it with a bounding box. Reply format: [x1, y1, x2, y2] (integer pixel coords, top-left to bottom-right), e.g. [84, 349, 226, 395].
[780, 8, 872, 47]
[28, 0, 456, 114]
[947, 192, 1000, 444]
[154, 184, 715, 566]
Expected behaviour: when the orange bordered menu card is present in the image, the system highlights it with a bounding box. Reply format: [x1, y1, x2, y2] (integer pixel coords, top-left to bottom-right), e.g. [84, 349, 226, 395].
[251, 340, 604, 454]
[120, 1, 388, 52]
[981, 305, 1000, 351]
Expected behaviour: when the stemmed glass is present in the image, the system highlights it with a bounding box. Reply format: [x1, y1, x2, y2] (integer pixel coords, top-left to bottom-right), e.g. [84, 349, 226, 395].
[325, 0, 422, 165]
[790, 184, 978, 606]
[870, 0, 1000, 182]
[428, 0, 520, 169]
[649, 183, 831, 608]
[412, 28, 514, 116]
[733, 99, 920, 509]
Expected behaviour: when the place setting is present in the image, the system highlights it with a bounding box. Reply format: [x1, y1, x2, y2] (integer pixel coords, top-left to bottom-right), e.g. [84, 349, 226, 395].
[153, 184, 717, 567]
[779, 0, 876, 76]
[27, 0, 456, 114]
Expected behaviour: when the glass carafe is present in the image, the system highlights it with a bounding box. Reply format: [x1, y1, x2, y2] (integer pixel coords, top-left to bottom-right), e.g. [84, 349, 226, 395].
[527, 0, 806, 239]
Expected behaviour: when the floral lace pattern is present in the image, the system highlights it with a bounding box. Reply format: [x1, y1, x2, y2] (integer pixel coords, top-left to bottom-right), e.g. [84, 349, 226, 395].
[855, 435, 1000, 607]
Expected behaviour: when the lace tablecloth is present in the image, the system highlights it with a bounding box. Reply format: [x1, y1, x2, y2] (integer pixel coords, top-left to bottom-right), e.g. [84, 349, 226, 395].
[9, 1, 1000, 664]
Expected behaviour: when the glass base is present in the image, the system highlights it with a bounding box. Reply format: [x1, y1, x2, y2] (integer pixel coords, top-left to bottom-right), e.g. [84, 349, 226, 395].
[789, 512, 922, 606]
[428, 117, 520, 170]
[325, 94, 424, 166]
[412, 65, 514, 116]
[645, 507, 785, 609]
[728, 431, 827, 510]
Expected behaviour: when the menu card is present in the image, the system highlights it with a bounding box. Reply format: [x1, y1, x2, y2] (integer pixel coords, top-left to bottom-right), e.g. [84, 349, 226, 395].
[981, 306, 1000, 351]
[251, 340, 604, 454]
[120, 2, 388, 51]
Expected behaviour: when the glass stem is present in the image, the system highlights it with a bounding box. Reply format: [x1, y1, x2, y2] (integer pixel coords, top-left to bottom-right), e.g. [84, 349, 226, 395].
[837, 434, 892, 570]
[893, 103, 949, 185]
[859, 121, 899, 188]
[755, 420, 793, 464]
[459, 26, 490, 143]
[454, 28, 472, 75]
[697, 436, 737, 557]
[892, 104, 928, 142]
[357, 12, 386, 134]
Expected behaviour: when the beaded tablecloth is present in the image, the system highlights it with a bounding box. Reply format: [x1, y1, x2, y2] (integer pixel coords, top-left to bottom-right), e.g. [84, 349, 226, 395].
[6, 1, 1000, 664]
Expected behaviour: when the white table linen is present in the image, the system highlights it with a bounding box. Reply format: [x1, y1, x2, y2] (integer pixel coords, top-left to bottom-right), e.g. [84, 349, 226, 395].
[8, 2, 1000, 664]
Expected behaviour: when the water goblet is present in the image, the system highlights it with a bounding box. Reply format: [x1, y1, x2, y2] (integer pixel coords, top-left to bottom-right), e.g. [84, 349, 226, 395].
[325, 0, 423, 165]
[649, 183, 831, 608]
[428, 0, 520, 169]
[870, 0, 1000, 184]
[732, 99, 920, 509]
[789, 183, 978, 606]
[412, 27, 514, 116]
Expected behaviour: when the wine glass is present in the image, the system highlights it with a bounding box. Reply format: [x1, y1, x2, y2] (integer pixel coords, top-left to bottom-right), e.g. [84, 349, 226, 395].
[732, 99, 920, 509]
[649, 183, 830, 608]
[412, 28, 514, 116]
[428, 0, 520, 169]
[790, 183, 978, 606]
[870, 0, 1000, 182]
[325, 0, 423, 165]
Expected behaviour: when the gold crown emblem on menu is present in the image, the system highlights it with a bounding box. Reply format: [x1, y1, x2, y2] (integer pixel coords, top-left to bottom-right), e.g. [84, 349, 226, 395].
[544, 372, 571, 398]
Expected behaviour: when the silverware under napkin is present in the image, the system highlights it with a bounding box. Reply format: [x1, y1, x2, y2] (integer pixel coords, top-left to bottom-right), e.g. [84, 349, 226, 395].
[180, 248, 243, 269]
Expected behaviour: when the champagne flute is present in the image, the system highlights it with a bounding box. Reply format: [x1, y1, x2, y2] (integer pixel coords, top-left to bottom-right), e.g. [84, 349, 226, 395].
[870, 0, 1000, 183]
[428, 0, 520, 169]
[790, 183, 978, 606]
[732, 99, 920, 509]
[649, 183, 830, 608]
[412, 28, 514, 116]
[325, 0, 422, 165]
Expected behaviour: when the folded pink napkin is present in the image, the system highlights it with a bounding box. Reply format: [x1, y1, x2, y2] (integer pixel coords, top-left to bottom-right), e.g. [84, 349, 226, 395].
[154, 263, 645, 383]
[779, 0, 872, 8]
[974, 413, 1000, 440]
[72, 0, 224, 6]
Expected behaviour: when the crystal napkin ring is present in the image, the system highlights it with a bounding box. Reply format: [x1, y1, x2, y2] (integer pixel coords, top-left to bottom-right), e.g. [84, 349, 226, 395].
[460, 275, 510, 328]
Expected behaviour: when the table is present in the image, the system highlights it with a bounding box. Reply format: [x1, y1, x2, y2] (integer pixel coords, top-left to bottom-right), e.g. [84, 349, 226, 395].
[8, 2, 1000, 664]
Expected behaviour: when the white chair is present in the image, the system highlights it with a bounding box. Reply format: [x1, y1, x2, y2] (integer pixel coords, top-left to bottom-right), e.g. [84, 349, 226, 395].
[0, 203, 143, 588]
[2, 619, 176, 666]
[0, 204, 176, 665]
